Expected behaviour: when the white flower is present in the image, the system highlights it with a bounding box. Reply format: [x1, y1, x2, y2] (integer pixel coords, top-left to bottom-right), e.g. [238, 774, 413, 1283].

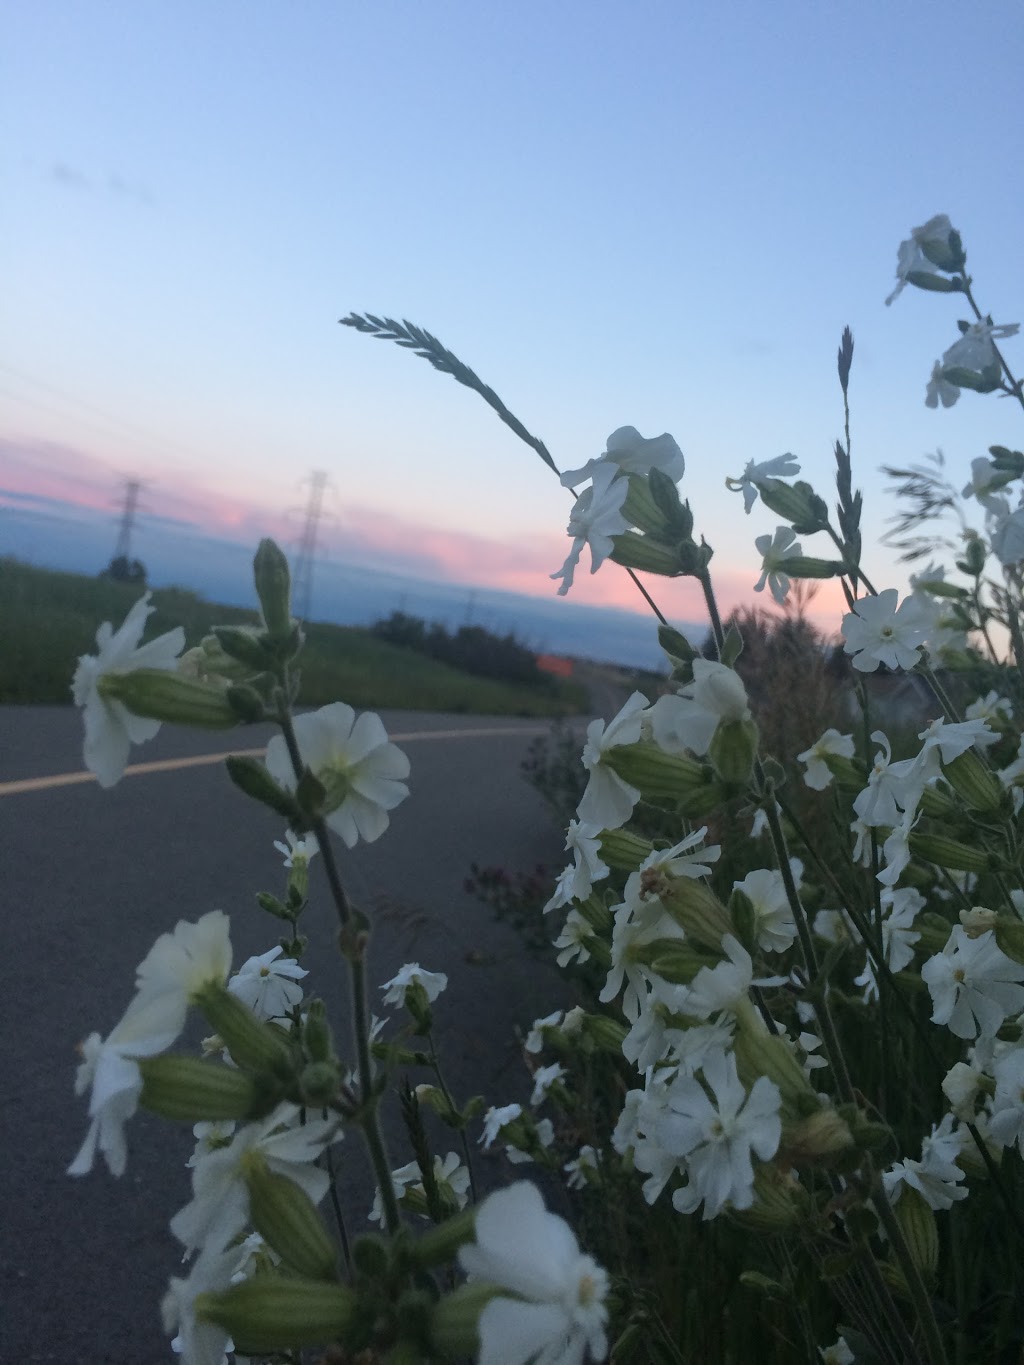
[819, 1336, 855, 1365]
[884, 1114, 967, 1210]
[855, 887, 922, 1001]
[732, 868, 797, 954]
[170, 1102, 337, 1256]
[683, 935, 754, 1020]
[726, 454, 801, 513]
[917, 715, 998, 766]
[989, 503, 1024, 568]
[797, 729, 855, 791]
[161, 1241, 242, 1365]
[525, 1011, 565, 1054]
[577, 692, 647, 829]
[380, 962, 448, 1007]
[530, 1063, 566, 1106]
[753, 526, 802, 605]
[71, 592, 185, 787]
[133, 911, 233, 1025]
[554, 909, 594, 967]
[942, 1061, 985, 1121]
[546, 822, 611, 911]
[551, 462, 630, 596]
[481, 1103, 523, 1149]
[942, 320, 1019, 374]
[852, 731, 928, 829]
[265, 702, 410, 848]
[842, 589, 928, 672]
[990, 1046, 1024, 1153]
[921, 928, 1024, 1040]
[564, 1146, 600, 1191]
[68, 993, 184, 1177]
[370, 1151, 470, 1222]
[458, 1182, 609, 1365]
[654, 1049, 782, 1219]
[560, 424, 685, 488]
[965, 690, 1013, 725]
[228, 947, 307, 1019]
[885, 214, 957, 306]
[925, 360, 960, 408]
[628, 828, 721, 901]
[273, 829, 319, 866]
[649, 661, 750, 758]
[962, 457, 1009, 512]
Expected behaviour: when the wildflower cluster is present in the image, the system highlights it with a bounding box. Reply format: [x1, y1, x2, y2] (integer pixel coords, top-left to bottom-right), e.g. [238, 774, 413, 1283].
[65, 217, 1024, 1364]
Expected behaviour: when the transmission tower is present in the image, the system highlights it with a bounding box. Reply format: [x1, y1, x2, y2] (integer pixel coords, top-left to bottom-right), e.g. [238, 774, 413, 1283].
[113, 477, 143, 561]
[292, 470, 330, 621]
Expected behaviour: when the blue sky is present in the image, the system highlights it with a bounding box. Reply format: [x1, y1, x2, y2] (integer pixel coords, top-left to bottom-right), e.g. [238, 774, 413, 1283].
[3, 1, 1022, 644]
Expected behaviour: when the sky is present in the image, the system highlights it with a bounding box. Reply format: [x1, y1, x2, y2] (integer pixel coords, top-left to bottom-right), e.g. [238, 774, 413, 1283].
[3, 1, 1022, 661]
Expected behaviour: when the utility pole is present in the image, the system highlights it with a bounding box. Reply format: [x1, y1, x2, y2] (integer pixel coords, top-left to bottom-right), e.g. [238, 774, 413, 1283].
[292, 470, 329, 621]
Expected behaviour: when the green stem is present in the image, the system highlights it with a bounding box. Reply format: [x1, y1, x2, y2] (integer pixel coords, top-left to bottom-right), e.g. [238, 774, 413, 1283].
[961, 280, 1024, 413]
[870, 1172, 950, 1365]
[426, 1028, 479, 1204]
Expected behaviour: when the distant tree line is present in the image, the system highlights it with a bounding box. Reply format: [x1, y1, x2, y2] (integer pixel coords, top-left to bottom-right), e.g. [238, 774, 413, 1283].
[370, 611, 550, 687]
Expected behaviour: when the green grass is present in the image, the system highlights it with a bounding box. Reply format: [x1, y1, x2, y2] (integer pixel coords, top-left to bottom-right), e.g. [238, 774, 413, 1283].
[0, 558, 589, 716]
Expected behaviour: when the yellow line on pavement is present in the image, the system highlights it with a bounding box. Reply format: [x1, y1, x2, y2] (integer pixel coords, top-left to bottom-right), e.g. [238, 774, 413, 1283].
[0, 724, 557, 797]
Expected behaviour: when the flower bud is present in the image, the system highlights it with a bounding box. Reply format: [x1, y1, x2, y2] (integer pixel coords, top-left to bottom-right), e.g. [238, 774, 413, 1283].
[407, 1208, 477, 1268]
[298, 1062, 341, 1106]
[959, 906, 998, 938]
[194, 983, 293, 1074]
[941, 1062, 989, 1119]
[302, 999, 335, 1064]
[634, 937, 718, 985]
[907, 269, 963, 292]
[597, 828, 654, 871]
[728, 1168, 808, 1233]
[755, 478, 829, 534]
[994, 917, 1024, 966]
[580, 1012, 629, 1053]
[893, 1187, 938, 1282]
[908, 832, 998, 873]
[784, 1107, 855, 1163]
[604, 741, 711, 803]
[609, 531, 682, 577]
[213, 625, 275, 670]
[708, 717, 759, 787]
[97, 669, 238, 729]
[777, 556, 846, 580]
[941, 750, 1003, 811]
[138, 1055, 262, 1121]
[430, 1283, 502, 1357]
[245, 1162, 338, 1280]
[253, 538, 295, 642]
[226, 683, 267, 723]
[659, 879, 734, 953]
[196, 1276, 355, 1354]
[225, 756, 303, 823]
[732, 1007, 819, 1116]
[620, 474, 675, 539]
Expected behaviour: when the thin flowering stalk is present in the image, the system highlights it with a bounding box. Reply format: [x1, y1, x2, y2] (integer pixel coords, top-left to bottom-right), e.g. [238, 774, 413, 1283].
[424, 1026, 478, 1205]
[272, 679, 402, 1237]
[961, 280, 1024, 410]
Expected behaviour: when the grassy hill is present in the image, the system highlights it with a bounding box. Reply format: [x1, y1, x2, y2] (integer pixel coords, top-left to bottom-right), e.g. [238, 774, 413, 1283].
[0, 558, 589, 717]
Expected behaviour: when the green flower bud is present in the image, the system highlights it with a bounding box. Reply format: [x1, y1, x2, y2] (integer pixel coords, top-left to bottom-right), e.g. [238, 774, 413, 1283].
[597, 827, 654, 871]
[994, 917, 1024, 966]
[621, 474, 674, 540]
[893, 1187, 938, 1282]
[941, 750, 1003, 811]
[659, 879, 734, 953]
[784, 1107, 855, 1163]
[97, 669, 238, 729]
[729, 1168, 808, 1233]
[918, 784, 960, 819]
[213, 625, 274, 671]
[906, 271, 962, 293]
[225, 756, 303, 823]
[634, 937, 718, 985]
[138, 1055, 261, 1121]
[407, 1208, 477, 1268]
[351, 1233, 391, 1278]
[756, 478, 830, 534]
[608, 531, 682, 577]
[732, 1004, 818, 1116]
[908, 833, 997, 874]
[245, 1162, 338, 1280]
[777, 556, 847, 580]
[960, 534, 988, 576]
[580, 1012, 629, 1053]
[430, 1283, 502, 1357]
[942, 364, 1002, 394]
[708, 717, 759, 787]
[604, 741, 711, 802]
[253, 539, 294, 641]
[194, 983, 293, 1073]
[302, 999, 335, 1063]
[676, 539, 714, 577]
[298, 1062, 341, 1106]
[226, 683, 267, 723]
[196, 1276, 355, 1355]
[657, 624, 697, 670]
[918, 227, 965, 272]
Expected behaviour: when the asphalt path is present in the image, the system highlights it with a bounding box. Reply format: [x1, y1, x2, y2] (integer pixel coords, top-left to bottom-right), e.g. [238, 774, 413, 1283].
[1, 705, 584, 1364]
